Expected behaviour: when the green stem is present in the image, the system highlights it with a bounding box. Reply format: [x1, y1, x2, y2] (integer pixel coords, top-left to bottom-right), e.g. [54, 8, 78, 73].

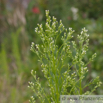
[80, 78, 82, 95]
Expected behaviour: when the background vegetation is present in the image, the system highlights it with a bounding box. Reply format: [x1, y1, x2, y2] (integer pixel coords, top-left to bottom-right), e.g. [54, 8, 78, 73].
[0, 0, 103, 103]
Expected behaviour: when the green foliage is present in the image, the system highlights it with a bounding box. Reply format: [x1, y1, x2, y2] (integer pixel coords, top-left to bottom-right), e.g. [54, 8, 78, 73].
[0, 0, 103, 102]
[74, 0, 103, 19]
[11, 28, 23, 74]
[0, 28, 32, 103]
[29, 10, 102, 103]
[0, 43, 9, 78]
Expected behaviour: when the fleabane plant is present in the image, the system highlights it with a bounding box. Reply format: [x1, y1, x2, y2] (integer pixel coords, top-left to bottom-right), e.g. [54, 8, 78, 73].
[29, 10, 102, 103]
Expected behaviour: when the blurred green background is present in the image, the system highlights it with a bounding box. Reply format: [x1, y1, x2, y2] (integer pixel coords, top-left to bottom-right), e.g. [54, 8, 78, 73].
[0, 0, 103, 103]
